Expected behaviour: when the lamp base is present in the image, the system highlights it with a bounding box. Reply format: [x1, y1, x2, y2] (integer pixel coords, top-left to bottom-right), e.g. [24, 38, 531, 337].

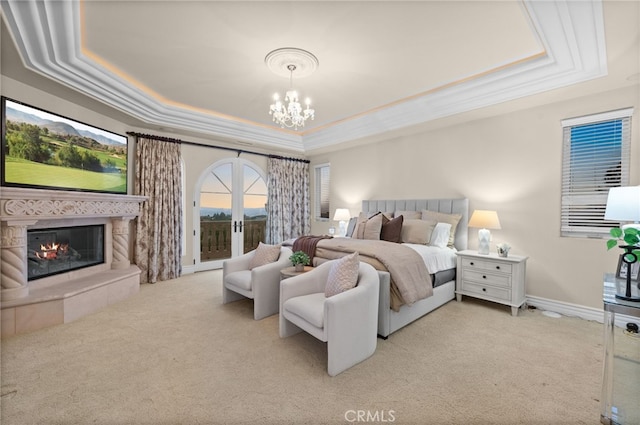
[615, 293, 640, 302]
[477, 228, 490, 255]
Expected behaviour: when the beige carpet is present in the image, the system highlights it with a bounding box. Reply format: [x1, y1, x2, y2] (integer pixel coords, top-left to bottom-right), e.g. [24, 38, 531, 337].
[1, 270, 606, 424]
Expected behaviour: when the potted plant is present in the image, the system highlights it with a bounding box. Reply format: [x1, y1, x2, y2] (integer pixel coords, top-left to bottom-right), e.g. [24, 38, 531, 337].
[607, 226, 640, 300]
[289, 251, 311, 272]
[606, 226, 640, 255]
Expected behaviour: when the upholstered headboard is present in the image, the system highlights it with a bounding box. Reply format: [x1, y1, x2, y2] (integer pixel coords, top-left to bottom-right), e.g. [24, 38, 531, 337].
[361, 198, 469, 251]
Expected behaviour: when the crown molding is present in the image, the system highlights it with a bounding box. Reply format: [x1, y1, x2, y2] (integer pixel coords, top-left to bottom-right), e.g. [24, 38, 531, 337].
[1, 0, 606, 154]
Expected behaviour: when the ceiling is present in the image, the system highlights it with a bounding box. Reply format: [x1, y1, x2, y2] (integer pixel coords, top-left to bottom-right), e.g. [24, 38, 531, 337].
[0, 1, 634, 153]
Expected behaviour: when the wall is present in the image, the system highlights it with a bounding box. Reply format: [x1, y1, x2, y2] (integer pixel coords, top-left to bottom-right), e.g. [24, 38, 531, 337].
[308, 86, 640, 309]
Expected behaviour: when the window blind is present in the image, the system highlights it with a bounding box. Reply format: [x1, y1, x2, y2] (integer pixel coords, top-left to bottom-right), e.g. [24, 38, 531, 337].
[315, 164, 330, 220]
[561, 108, 633, 237]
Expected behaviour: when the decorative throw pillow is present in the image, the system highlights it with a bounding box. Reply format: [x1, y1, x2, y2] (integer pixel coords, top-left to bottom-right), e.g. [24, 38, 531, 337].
[354, 212, 383, 240]
[401, 219, 435, 244]
[395, 210, 421, 220]
[429, 222, 452, 248]
[325, 252, 359, 297]
[381, 214, 403, 243]
[248, 242, 281, 269]
[421, 210, 462, 248]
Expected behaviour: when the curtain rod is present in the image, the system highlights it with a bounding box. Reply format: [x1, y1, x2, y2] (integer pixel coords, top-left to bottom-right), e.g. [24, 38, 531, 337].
[126, 131, 310, 164]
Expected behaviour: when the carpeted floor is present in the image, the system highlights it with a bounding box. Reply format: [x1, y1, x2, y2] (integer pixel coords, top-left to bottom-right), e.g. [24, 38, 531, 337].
[1, 270, 607, 424]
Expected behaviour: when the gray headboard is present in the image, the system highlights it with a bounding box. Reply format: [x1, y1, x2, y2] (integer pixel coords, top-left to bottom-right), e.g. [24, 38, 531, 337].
[361, 198, 469, 251]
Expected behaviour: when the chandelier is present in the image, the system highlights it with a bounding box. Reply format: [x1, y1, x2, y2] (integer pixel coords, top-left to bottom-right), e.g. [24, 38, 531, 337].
[265, 48, 318, 130]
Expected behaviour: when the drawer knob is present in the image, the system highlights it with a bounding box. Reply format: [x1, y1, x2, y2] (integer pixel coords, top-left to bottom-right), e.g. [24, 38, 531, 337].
[482, 288, 487, 292]
[482, 275, 487, 279]
[496, 266, 501, 270]
[470, 262, 474, 266]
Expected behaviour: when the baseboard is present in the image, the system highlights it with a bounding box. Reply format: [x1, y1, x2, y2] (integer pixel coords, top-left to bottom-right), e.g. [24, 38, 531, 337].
[526, 295, 639, 329]
[181, 265, 196, 275]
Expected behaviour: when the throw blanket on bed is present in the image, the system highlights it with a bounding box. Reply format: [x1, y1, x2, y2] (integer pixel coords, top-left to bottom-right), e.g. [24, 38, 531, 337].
[314, 238, 433, 310]
[292, 235, 333, 264]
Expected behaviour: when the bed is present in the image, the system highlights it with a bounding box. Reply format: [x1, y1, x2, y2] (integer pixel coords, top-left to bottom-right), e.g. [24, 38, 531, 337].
[309, 198, 469, 338]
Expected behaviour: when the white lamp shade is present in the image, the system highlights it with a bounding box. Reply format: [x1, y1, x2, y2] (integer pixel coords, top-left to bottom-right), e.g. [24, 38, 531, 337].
[333, 208, 351, 221]
[605, 186, 640, 222]
[468, 210, 501, 230]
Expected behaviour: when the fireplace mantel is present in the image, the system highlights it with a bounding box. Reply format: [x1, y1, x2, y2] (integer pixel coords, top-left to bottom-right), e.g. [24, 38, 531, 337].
[1, 187, 146, 221]
[1, 187, 147, 337]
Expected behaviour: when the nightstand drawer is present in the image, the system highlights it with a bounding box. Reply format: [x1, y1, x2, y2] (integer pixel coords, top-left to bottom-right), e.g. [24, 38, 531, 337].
[462, 281, 511, 301]
[462, 269, 511, 288]
[462, 258, 512, 275]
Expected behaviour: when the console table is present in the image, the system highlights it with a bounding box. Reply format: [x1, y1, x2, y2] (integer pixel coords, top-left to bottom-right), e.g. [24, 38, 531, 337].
[601, 273, 640, 425]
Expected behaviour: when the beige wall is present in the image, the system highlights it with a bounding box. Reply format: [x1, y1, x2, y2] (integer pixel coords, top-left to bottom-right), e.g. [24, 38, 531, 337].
[309, 86, 639, 309]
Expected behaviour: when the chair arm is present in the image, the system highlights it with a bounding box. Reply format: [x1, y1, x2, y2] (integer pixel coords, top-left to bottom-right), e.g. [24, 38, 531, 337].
[324, 265, 380, 341]
[223, 251, 254, 276]
[280, 261, 332, 304]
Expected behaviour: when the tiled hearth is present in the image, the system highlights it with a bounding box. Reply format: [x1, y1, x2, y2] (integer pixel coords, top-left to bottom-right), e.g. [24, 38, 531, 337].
[1, 187, 146, 337]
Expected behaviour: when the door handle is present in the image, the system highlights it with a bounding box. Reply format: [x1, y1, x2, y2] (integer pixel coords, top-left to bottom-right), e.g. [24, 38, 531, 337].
[239, 221, 243, 232]
[233, 221, 237, 232]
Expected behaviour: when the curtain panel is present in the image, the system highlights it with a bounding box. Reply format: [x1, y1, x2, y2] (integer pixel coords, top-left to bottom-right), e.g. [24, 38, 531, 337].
[266, 158, 310, 243]
[134, 137, 183, 283]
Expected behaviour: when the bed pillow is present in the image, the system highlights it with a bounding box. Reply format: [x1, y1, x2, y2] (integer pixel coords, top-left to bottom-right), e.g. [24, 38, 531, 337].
[381, 214, 403, 243]
[353, 212, 384, 240]
[395, 210, 421, 220]
[421, 210, 462, 248]
[401, 219, 435, 244]
[248, 242, 281, 269]
[325, 252, 359, 297]
[345, 217, 358, 237]
[429, 222, 452, 248]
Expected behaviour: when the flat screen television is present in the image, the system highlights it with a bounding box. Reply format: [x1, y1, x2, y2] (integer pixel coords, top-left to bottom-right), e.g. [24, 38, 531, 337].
[1, 97, 128, 194]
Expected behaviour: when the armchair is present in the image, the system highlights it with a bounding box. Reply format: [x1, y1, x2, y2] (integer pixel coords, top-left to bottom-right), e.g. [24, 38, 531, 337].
[279, 260, 380, 376]
[223, 246, 293, 320]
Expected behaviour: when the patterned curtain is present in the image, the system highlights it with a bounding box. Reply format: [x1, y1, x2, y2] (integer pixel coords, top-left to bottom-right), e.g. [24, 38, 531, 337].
[134, 137, 183, 283]
[266, 157, 310, 243]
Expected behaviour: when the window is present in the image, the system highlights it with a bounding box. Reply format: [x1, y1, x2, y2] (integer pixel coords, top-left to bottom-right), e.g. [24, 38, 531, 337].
[314, 163, 330, 220]
[561, 108, 633, 237]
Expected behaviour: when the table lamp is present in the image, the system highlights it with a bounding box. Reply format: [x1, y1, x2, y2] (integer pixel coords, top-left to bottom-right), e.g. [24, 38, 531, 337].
[468, 210, 501, 255]
[604, 186, 640, 301]
[333, 208, 351, 237]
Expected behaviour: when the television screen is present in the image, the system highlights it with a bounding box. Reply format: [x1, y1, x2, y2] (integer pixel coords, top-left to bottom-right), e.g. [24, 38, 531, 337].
[1, 97, 128, 194]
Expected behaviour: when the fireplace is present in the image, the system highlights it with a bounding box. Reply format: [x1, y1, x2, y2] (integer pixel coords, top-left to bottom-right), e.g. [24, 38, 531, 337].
[1, 187, 147, 337]
[28, 225, 105, 281]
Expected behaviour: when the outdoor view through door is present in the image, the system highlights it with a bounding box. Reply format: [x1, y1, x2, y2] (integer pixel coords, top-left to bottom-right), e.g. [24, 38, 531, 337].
[199, 159, 267, 267]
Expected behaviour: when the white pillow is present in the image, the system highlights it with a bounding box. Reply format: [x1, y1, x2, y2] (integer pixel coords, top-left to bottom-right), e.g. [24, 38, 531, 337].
[429, 222, 452, 248]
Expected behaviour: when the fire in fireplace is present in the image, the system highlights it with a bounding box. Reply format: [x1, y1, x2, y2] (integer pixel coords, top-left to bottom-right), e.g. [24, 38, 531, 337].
[27, 225, 105, 281]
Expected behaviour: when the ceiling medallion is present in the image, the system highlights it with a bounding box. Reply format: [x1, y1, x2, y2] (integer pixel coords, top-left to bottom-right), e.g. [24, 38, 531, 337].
[265, 48, 318, 130]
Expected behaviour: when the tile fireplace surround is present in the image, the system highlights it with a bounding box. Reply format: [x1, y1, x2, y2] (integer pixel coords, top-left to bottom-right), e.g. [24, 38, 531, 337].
[1, 187, 146, 337]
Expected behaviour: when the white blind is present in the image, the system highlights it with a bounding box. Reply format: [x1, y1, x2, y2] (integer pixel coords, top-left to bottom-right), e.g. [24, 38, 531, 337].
[561, 109, 633, 237]
[314, 164, 330, 219]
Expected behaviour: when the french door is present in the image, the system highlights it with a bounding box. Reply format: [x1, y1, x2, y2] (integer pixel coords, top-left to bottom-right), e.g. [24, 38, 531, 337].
[195, 158, 267, 271]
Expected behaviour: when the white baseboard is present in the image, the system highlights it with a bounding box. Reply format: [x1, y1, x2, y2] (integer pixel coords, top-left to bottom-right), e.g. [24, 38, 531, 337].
[181, 265, 196, 275]
[526, 295, 639, 329]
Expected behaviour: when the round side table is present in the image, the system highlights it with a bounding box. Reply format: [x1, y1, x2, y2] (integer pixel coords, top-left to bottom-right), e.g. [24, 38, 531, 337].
[280, 266, 314, 280]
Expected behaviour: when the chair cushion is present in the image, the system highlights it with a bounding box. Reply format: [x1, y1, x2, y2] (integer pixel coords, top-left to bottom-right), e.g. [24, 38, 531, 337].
[283, 293, 326, 329]
[225, 270, 252, 291]
[248, 242, 281, 269]
[325, 252, 359, 297]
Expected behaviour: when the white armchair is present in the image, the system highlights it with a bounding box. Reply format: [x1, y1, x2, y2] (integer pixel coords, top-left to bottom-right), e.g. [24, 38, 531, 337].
[223, 246, 293, 320]
[279, 260, 380, 376]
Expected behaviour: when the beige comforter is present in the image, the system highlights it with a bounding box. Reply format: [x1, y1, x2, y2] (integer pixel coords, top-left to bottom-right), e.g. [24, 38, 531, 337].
[314, 238, 432, 311]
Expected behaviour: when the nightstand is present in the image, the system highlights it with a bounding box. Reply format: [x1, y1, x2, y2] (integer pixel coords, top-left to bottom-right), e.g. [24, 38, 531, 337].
[455, 250, 528, 316]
